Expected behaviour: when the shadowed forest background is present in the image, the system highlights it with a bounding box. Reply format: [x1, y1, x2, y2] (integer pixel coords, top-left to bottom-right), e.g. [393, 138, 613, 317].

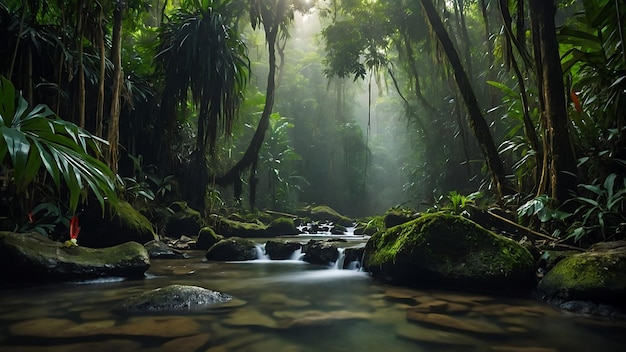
[1, 0, 624, 247]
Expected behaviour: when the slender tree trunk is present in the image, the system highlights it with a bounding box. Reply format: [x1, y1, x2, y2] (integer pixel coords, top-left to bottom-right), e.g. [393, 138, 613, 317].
[419, 0, 511, 199]
[77, 0, 86, 128]
[107, 1, 123, 174]
[96, 9, 106, 138]
[529, 0, 578, 202]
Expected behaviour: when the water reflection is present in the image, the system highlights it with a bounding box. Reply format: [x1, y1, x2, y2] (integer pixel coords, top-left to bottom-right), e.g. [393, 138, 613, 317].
[0, 252, 625, 352]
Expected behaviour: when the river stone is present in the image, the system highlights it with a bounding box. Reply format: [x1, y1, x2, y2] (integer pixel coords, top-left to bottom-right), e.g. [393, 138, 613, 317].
[222, 308, 280, 328]
[159, 333, 211, 352]
[114, 285, 234, 312]
[265, 240, 301, 260]
[302, 239, 339, 265]
[205, 237, 257, 261]
[363, 213, 536, 291]
[536, 244, 626, 308]
[144, 240, 188, 259]
[0, 232, 150, 282]
[0, 339, 141, 352]
[406, 311, 505, 334]
[396, 323, 482, 346]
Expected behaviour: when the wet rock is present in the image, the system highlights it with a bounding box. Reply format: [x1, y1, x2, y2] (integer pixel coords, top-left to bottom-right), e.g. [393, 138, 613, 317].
[343, 246, 364, 268]
[196, 227, 223, 250]
[406, 311, 505, 334]
[558, 300, 624, 317]
[278, 310, 370, 328]
[265, 240, 302, 260]
[363, 213, 536, 291]
[0, 232, 150, 282]
[536, 244, 626, 309]
[165, 201, 203, 238]
[396, 323, 482, 346]
[259, 293, 310, 308]
[302, 240, 339, 265]
[9, 316, 199, 338]
[223, 308, 279, 328]
[267, 217, 298, 236]
[297, 205, 353, 226]
[205, 237, 257, 261]
[144, 240, 188, 259]
[159, 333, 211, 352]
[0, 339, 141, 352]
[113, 284, 235, 313]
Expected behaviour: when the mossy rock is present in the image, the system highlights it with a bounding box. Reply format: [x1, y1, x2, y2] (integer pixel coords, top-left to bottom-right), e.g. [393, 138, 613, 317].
[299, 205, 352, 226]
[214, 217, 269, 238]
[165, 201, 203, 238]
[363, 213, 535, 291]
[196, 227, 223, 250]
[205, 237, 258, 261]
[536, 245, 626, 307]
[0, 232, 150, 282]
[79, 201, 157, 248]
[265, 240, 301, 260]
[302, 240, 339, 265]
[384, 208, 419, 229]
[267, 217, 297, 236]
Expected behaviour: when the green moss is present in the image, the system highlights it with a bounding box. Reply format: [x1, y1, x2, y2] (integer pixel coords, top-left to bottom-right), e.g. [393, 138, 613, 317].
[540, 252, 626, 292]
[363, 212, 535, 288]
[115, 201, 156, 238]
[169, 201, 202, 223]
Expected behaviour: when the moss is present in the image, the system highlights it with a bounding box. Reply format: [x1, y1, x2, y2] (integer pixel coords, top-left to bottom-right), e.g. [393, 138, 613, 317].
[267, 217, 297, 236]
[115, 201, 156, 238]
[216, 217, 268, 238]
[538, 250, 626, 303]
[364, 212, 535, 289]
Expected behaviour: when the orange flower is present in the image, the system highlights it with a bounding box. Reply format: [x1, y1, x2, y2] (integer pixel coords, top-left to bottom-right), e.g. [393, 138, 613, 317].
[570, 90, 582, 113]
[27, 211, 34, 223]
[70, 216, 80, 240]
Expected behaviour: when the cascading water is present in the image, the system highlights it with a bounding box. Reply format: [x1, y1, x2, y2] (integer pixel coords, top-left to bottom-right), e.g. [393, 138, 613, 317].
[333, 247, 346, 269]
[254, 243, 270, 260]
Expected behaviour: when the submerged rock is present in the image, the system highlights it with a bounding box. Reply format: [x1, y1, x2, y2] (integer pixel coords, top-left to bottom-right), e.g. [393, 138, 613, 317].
[205, 237, 257, 261]
[114, 284, 235, 313]
[362, 213, 536, 291]
[302, 240, 339, 265]
[265, 240, 301, 260]
[0, 232, 150, 282]
[536, 243, 626, 310]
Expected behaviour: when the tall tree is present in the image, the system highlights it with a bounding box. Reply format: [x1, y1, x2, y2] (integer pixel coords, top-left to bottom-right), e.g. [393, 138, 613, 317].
[529, 0, 578, 202]
[106, 0, 123, 174]
[418, 0, 512, 199]
[156, 0, 249, 209]
[216, 0, 315, 208]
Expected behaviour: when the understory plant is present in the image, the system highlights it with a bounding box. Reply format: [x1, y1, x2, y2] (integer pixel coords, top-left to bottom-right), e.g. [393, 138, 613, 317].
[0, 75, 118, 228]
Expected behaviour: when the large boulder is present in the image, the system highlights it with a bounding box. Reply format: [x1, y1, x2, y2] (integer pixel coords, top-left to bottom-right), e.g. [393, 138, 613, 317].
[205, 237, 258, 261]
[114, 285, 237, 313]
[196, 227, 223, 250]
[302, 240, 339, 265]
[298, 205, 353, 226]
[265, 240, 302, 260]
[80, 201, 157, 248]
[267, 217, 298, 236]
[0, 232, 150, 282]
[363, 213, 536, 291]
[536, 242, 626, 309]
[165, 201, 203, 238]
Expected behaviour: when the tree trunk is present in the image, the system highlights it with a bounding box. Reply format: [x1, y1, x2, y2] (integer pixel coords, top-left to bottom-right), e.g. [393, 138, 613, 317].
[418, 0, 511, 199]
[529, 0, 578, 203]
[77, 0, 86, 128]
[107, 1, 123, 174]
[96, 7, 106, 138]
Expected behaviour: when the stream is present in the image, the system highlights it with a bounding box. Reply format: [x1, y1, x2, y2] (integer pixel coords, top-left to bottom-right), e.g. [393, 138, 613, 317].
[1, 235, 625, 351]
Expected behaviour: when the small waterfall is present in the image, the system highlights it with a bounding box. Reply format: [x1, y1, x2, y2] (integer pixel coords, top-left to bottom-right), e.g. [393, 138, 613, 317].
[255, 243, 270, 260]
[333, 247, 346, 269]
[289, 248, 304, 261]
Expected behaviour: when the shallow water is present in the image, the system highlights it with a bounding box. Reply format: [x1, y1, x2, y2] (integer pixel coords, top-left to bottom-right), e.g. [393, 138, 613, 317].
[1, 245, 625, 352]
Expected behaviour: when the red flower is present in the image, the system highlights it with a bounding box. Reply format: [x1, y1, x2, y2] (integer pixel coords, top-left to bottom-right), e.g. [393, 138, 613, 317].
[570, 90, 582, 113]
[70, 216, 81, 240]
[27, 211, 34, 224]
